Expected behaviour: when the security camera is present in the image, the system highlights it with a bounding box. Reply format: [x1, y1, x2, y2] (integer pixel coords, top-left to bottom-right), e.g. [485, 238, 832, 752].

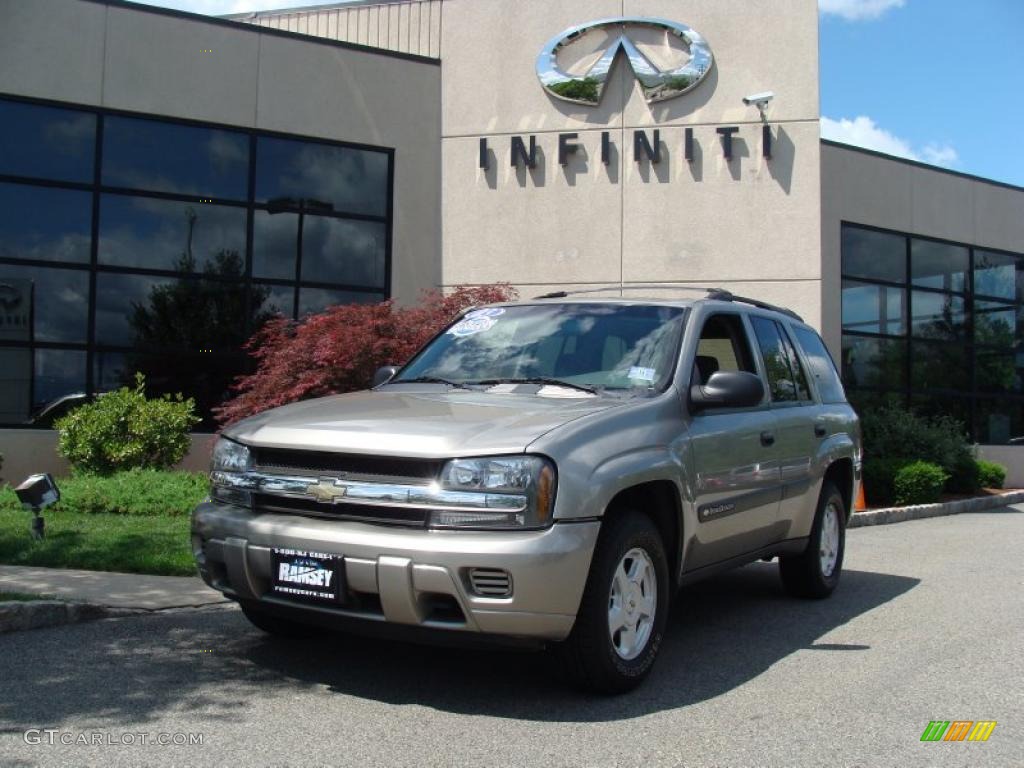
[742, 91, 775, 109]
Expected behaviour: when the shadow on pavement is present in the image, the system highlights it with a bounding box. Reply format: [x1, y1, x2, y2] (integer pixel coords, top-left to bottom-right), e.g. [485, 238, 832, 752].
[0, 564, 918, 727]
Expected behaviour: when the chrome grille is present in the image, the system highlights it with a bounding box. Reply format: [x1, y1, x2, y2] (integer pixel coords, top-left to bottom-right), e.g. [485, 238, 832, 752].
[468, 568, 513, 597]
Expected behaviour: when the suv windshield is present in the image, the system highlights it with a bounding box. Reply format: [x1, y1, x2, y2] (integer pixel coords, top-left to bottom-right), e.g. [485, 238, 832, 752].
[395, 303, 687, 393]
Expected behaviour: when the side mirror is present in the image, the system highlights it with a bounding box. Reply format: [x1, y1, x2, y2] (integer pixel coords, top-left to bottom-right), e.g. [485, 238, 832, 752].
[372, 365, 399, 388]
[690, 371, 764, 412]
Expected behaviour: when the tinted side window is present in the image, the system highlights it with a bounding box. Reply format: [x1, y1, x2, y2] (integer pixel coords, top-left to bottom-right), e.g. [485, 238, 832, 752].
[793, 327, 847, 404]
[691, 314, 757, 386]
[751, 317, 810, 403]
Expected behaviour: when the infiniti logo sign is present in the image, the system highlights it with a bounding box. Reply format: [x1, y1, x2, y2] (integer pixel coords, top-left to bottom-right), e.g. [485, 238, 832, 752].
[537, 17, 713, 106]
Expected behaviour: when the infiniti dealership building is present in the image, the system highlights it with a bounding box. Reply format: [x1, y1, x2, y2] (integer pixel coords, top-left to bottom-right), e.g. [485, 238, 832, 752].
[1, 0, 1022, 479]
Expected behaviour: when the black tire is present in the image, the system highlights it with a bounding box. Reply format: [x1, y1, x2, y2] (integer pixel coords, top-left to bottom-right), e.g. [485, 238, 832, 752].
[779, 481, 846, 599]
[558, 513, 670, 694]
[240, 602, 309, 637]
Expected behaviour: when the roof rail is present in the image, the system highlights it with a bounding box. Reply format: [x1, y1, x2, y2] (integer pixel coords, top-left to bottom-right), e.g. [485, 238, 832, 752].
[705, 289, 804, 322]
[532, 284, 722, 300]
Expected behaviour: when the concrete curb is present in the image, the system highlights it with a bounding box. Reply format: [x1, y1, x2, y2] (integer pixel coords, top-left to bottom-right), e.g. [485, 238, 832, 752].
[0, 600, 143, 634]
[849, 490, 1024, 528]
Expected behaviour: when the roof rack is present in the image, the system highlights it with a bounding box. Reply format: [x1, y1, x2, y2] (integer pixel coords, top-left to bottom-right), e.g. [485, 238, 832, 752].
[531, 285, 804, 322]
[705, 289, 804, 322]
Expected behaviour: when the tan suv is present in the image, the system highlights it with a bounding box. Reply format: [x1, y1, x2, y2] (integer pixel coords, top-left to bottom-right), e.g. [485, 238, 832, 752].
[192, 290, 861, 692]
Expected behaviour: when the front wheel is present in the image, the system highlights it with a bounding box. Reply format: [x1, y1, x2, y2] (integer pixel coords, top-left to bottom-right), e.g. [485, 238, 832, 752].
[779, 481, 846, 599]
[558, 513, 670, 694]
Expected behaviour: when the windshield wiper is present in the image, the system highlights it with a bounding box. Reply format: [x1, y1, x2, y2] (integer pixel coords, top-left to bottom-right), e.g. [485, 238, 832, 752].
[396, 376, 477, 391]
[471, 377, 599, 395]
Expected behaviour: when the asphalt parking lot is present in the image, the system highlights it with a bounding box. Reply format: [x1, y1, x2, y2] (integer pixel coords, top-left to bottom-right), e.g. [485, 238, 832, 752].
[1, 508, 1021, 768]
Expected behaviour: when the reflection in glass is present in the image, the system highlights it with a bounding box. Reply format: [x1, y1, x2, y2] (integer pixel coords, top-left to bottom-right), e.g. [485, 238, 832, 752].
[911, 239, 968, 292]
[911, 340, 969, 391]
[841, 226, 906, 283]
[34, 348, 87, 413]
[974, 249, 1021, 301]
[975, 349, 1022, 394]
[99, 196, 247, 272]
[0, 99, 96, 183]
[298, 288, 382, 317]
[255, 283, 295, 320]
[0, 183, 92, 263]
[974, 300, 1019, 349]
[841, 335, 905, 389]
[252, 210, 297, 280]
[975, 398, 1023, 444]
[910, 394, 972, 436]
[841, 281, 905, 335]
[256, 137, 388, 217]
[910, 291, 966, 340]
[103, 116, 249, 199]
[0, 264, 89, 343]
[751, 317, 809, 402]
[302, 217, 386, 288]
[0, 347, 32, 422]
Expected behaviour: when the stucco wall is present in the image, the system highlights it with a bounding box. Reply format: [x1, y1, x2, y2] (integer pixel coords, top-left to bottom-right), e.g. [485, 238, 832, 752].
[439, 0, 823, 326]
[0, 0, 442, 305]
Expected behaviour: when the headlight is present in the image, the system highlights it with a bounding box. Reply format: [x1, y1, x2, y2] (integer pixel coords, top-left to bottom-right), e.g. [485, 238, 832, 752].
[210, 438, 252, 506]
[431, 455, 556, 530]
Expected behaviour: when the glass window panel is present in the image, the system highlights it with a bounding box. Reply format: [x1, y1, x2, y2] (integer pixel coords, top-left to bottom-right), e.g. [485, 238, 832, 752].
[95, 273, 251, 349]
[975, 348, 1023, 394]
[792, 326, 847, 404]
[841, 225, 906, 283]
[911, 340, 969, 392]
[0, 347, 32, 423]
[910, 395, 972, 436]
[0, 183, 92, 264]
[33, 348, 87, 418]
[95, 350, 248, 431]
[841, 280, 905, 336]
[911, 239, 968, 292]
[751, 316, 800, 402]
[0, 265, 89, 343]
[846, 389, 905, 416]
[910, 291, 966, 340]
[102, 116, 249, 199]
[252, 283, 295, 321]
[256, 137, 388, 217]
[974, 300, 1020, 350]
[841, 335, 905, 390]
[974, 249, 1022, 302]
[98, 195, 246, 273]
[301, 217, 387, 288]
[298, 288, 383, 317]
[975, 398, 1024, 445]
[0, 99, 96, 183]
[252, 210, 297, 280]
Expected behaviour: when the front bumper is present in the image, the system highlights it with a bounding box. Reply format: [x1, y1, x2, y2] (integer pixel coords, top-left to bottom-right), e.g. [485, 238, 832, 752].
[191, 501, 600, 641]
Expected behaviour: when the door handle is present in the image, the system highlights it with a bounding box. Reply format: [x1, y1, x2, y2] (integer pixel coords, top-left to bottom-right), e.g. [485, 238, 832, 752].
[814, 423, 828, 438]
[760, 431, 775, 447]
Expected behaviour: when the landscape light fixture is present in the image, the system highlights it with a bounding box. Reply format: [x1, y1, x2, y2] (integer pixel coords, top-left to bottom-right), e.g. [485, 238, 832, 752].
[14, 473, 60, 540]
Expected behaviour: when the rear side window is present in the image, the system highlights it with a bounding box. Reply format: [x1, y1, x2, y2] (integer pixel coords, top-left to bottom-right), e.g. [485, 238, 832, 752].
[792, 327, 847, 404]
[751, 317, 812, 403]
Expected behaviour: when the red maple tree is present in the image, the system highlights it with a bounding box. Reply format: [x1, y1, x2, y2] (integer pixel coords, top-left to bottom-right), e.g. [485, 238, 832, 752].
[214, 284, 518, 427]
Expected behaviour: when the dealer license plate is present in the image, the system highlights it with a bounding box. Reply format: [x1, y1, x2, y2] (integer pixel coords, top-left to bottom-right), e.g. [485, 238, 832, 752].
[271, 548, 344, 603]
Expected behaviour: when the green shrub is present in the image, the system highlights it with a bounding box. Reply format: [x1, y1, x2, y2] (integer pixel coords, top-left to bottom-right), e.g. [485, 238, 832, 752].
[862, 457, 905, 507]
[55, 373, 200, 475]
[977, 460, 1007, 489]
[893, 461, 948, 506]
[0, 469, 206, 517]
[860, 405, 978, 494]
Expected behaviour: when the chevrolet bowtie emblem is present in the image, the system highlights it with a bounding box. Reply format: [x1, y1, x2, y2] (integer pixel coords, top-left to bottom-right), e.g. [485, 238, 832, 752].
[537, 17, 714, 106]
[306, 478, 347, 503]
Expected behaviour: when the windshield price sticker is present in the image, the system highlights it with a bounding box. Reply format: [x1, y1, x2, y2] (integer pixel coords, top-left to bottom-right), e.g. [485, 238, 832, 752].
[628, 366, 657, 382]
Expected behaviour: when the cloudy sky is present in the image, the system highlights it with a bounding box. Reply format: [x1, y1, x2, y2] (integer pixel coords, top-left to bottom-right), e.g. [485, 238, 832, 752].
[132, 0, 1024, 186]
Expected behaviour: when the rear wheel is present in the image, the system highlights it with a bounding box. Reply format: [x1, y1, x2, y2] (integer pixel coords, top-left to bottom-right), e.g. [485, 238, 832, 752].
[558, 513, 669, 694]
[779, 481, 846, 598]
[240, 602, 309, 637]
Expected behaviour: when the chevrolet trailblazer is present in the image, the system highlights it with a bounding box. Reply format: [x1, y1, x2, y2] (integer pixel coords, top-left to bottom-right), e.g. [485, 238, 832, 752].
[192, 290, 861, 693]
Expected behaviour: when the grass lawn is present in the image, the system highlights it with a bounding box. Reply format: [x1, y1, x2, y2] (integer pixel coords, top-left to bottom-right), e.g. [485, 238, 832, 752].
[0, 508, 194, 576]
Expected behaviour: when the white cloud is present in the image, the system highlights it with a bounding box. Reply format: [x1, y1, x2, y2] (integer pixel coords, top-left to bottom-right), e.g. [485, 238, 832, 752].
[819, 0, 905, 21]
[129, 1, 295, 16]
[821, 115, 958, 168]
